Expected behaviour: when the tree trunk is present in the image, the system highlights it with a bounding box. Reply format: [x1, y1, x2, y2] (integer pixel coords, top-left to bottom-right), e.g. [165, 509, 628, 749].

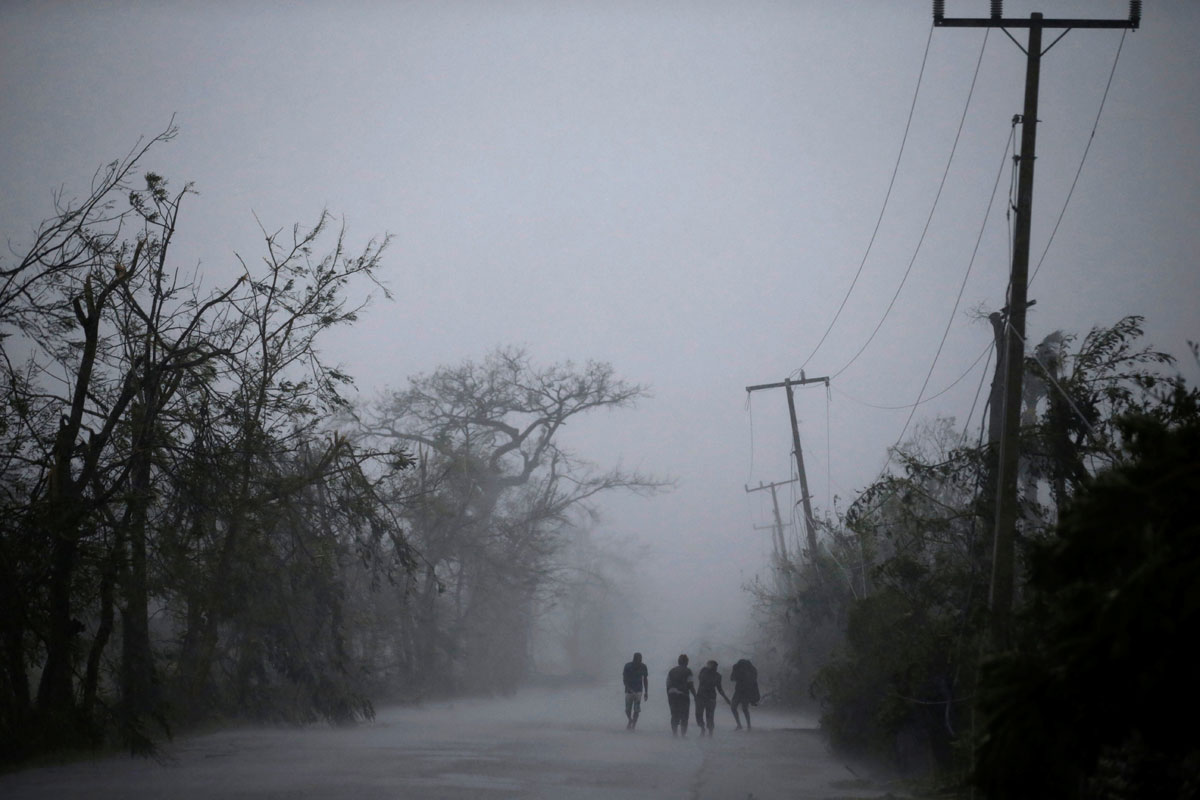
[82, 527, 119, 726]
[36, 525, 81, 737]
[120, 411, 157, 743]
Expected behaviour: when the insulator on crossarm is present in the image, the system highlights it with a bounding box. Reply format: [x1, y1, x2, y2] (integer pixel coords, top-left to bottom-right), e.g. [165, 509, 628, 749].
[933, 0, 945, 23]
[991, 0, 1003, 19]
[1129, 1, 1142, 28]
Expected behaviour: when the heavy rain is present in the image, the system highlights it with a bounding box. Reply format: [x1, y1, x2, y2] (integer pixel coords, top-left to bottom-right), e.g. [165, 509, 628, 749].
[2, 1, 1197, 797]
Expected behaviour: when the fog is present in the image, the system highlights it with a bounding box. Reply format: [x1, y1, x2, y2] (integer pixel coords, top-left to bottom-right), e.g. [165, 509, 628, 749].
[2, 0, 1198, 779]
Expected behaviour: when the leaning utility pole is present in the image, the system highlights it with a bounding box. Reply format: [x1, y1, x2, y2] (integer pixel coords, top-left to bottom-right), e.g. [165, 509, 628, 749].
[746, 373, 830, 558]
[934, 0, 1141, 649]
[745, 478, 798, 565]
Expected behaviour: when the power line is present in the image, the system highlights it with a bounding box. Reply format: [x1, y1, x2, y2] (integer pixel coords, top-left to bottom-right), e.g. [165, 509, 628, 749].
[795, 22, 936, 375]
[825, 382, 832, 511]
[831, 27, 992, 381]
[1030, 29, 1129, 286]
[871, 125, 1015, 487]
[833, 339, 992, 411]
[960, 337, 994, 446]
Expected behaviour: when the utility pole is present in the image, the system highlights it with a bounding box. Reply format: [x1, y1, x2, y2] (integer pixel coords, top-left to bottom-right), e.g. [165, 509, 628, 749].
[745, 478, 798, 565]
[746, 373, 830, 559]
[934, 0, 1140, 649]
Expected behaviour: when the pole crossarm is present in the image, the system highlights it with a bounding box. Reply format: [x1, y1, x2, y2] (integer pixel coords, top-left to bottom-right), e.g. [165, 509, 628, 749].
[744, 374, 828, 559]
[933, 0, 1140, 31]
[745, 375, 829, 394]
[934, 18, 1138, 29]
[744, 478, 798, 494]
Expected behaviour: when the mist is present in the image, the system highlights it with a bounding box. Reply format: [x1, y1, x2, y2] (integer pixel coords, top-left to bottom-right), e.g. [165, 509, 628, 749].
[2, 1, 1198, 796]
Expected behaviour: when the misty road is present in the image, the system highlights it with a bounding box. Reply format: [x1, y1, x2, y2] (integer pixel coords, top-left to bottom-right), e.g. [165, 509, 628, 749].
[0, 686, 900, 799]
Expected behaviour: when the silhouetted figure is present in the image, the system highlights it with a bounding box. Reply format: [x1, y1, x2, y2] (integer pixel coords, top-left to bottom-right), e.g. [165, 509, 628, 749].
[694, 660, 731, 736]
[729, 658, 759, 730]
[622, 652, 649, 729]
[666, 654, 696, 736]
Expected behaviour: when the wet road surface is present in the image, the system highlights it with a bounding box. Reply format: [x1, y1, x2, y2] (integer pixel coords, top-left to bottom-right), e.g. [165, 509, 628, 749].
[0, 686, 908, 799]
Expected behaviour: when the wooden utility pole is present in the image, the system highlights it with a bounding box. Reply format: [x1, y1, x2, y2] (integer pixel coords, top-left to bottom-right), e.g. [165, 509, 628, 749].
[746, 373, 830, 558]
[745, 478, 797, 565]
[934, 0, 1140, 649]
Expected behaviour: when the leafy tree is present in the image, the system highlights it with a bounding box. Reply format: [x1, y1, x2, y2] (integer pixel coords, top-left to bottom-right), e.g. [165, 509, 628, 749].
[811, 418, 988, 777]
[776, 318, 1186, 792]
[356, 347, 669, 694]
[0, 128, 411, 758]
[1022, 316, 1175, 519]
[974, 374, 1200, 798]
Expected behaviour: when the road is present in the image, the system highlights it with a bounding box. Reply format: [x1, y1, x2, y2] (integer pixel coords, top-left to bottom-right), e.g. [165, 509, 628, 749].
[0, 686, 909, 799]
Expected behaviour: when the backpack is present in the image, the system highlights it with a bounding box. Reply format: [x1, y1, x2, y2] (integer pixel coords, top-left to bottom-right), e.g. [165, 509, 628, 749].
[731, 659, 756, 684]
[731, 659, 759, 703]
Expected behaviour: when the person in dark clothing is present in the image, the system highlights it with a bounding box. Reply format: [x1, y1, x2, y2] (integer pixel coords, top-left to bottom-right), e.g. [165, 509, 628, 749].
[694, 660, 731, 736]
[622, 652, 649, 730]
[666, 654, 696, 736]
[729, 658, 760, 730]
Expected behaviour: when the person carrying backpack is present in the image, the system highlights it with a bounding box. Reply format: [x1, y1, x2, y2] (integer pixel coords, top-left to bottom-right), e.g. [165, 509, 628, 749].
[729, 658, 759, 730]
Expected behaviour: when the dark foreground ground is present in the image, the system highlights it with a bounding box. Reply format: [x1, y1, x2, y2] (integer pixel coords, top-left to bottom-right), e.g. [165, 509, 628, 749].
[0, 686, 918, 799]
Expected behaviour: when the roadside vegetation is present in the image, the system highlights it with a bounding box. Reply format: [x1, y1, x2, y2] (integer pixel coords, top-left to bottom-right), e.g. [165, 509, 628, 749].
[751, 316, 1199, 797]
[0, 129, 666, 762]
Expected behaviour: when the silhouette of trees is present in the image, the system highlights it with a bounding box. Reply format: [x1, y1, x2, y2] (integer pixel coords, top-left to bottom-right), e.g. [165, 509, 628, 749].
[974, 373, 1200, 798]
[0, 127, 409, 757]
[355, 347, 669, 694]
[760, 317, 1192, 790]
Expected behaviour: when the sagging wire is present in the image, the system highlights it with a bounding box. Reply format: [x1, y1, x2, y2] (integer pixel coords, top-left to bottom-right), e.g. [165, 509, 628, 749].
[834, 340, 992, 411]
[831, 27, 992, 381]
[1030, 28, 1129, 286]
[857, 124, 1015, 518]
[960, 338, 995, 446]
[794, 22, 937, 376]
[884, 122, 1012, 466]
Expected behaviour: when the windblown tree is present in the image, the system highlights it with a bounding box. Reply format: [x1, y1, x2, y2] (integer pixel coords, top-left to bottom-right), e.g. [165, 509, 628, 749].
[1022, 316, 1175, 520]
[810, 418, 990, 776]
[757, 317, 1186, 789]
[355, 347, 669, 695]
[974, 369, 1200, 798]
[0, 127, 411, 759]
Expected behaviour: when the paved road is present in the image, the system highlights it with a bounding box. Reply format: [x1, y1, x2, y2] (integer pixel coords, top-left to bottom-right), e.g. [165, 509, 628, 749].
[0, 686, 907, 799]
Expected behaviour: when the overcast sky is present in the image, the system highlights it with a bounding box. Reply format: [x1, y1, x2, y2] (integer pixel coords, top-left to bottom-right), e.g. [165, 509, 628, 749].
[3, 0, 1197, 662]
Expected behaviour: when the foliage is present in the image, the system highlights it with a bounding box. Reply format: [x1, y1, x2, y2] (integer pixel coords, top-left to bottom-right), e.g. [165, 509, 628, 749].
[1022, 315, 1176, 514]
[811, 418, 988, 777]
[760, 317, 1190, 793]
[973, 380, 1200, 798]
[0, 128, 412, 759]
[354, 347, 670, 696]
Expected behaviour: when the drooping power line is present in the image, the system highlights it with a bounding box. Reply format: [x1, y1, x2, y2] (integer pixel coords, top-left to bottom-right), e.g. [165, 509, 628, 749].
[795, 22, 937, 375]
[831, 27, 992, 381]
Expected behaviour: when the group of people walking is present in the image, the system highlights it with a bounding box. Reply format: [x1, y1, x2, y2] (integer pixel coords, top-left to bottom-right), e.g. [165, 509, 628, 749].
[622, 652, 759, 736]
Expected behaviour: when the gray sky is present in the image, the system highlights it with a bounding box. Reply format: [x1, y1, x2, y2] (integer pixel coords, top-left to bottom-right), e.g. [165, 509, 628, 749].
[3, 0, 1198, 656]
